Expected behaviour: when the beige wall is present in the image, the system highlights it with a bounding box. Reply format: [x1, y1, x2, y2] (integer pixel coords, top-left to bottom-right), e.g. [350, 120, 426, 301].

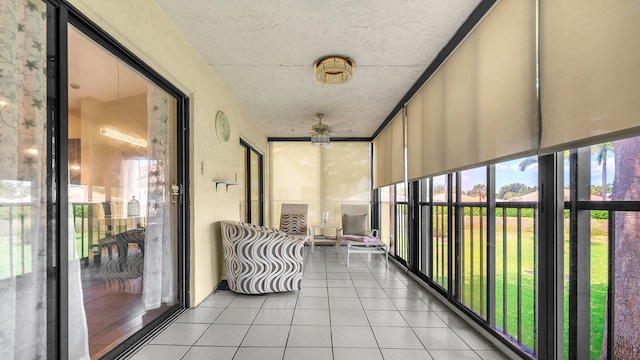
[69, 0, 269, 306]
[270, 142, 371, 228]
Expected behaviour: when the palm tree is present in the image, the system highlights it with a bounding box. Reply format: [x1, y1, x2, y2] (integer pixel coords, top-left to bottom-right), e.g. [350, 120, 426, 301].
[469, 183, 487, 201]
[592, 142, 614, 200]
[518, 157, 537, 171]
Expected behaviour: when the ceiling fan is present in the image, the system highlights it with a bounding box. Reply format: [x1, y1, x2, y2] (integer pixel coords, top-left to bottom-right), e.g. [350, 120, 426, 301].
[310, 113, 331, 146]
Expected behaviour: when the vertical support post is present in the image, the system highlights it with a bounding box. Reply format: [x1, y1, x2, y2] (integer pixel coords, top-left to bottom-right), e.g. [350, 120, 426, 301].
[537, 153, 564, 360]
[606, 211, 615, 359]
[487, 165, 496, 328]
[454, 173, 462, 300]
[428, 179, 434, 281]
[447, 173, 454, 299]
[569, 148, 591, 359]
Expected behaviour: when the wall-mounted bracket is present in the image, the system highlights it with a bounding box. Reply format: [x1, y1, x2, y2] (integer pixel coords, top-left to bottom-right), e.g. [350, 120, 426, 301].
[213, 179, 240, 192]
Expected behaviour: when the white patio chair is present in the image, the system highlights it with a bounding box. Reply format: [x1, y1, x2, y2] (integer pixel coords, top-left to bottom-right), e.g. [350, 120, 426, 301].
[338, 204, 388, 266]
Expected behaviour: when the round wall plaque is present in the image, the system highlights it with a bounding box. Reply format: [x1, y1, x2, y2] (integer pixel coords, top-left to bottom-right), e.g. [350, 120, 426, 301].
[215, 111, 230, 143]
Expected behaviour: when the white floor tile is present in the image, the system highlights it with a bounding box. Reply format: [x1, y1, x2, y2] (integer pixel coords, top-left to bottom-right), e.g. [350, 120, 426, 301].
[283, 347, 333, 360]
[296, 296, 329, 309]
[253, 308, 294, 325]
[428, 350, 481, 360]
[384, 288, 419, 299]
[194, 324, 250, 347]
[214, 308, 259, 324]
[400, 310, 448, 328]
[328, 287, 359, 298]
[198, 294, 235, 308]
[298, 287, 328, 297]
[262, 296, 298, 309]
[234, 347, 284, 360]
[334, 347, 384, 360]
[287, 325, 332, 347]
[181, 346, 236, 360]
[327, 279, 354, 287]
[292, 309, 331, 325]
[378, 280, 409, 289]
[303, 272, 327, 279]
[349, 272, 376, 280]
[331, 326, 378, 348]
[302, 279, 328, 287]
[392, 298, 431, 311]
[175, 307, 224, 324]
[433, 311, 469, 328]
[422, 298, 451, 312]
[227, 295, 266, 309]
[130, 345, 190, 360]
[360, 297, 397, 311]
[327, 272, 352, 280]
[329, 297, 363, 310]
[352, 279, 382, 288]
[381, 348, 434, 360]
[452, 328, 496, 350]
[149, 323, 210, 345]
[371, 326, 424, 349]
[356, 288, 389, 298]
[413, 328, 471, 350]
[241, 325, 290, 346]
[330, 309, 369, 326]
[365, 310, 409, 327]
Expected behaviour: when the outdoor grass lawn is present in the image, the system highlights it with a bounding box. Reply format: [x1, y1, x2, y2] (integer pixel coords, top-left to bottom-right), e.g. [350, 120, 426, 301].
[458, 215, 609, 360]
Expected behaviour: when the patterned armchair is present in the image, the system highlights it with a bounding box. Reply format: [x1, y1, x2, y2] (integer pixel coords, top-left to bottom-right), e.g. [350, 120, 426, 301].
[279, 203, 310, 242]
[220, 221, 305, 294]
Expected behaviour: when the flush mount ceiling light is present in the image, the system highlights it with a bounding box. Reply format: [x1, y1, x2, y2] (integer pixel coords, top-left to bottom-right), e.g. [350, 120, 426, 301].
[313, 56, 355, 85]
[311, 113, 330, 146]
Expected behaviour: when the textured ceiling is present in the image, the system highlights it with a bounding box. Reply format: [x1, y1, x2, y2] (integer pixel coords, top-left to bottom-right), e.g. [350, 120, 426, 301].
[155, 0, 483, 138]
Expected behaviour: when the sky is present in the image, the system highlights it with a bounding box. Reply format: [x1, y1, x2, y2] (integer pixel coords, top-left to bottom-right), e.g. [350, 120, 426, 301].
[458, 153, 616, 193]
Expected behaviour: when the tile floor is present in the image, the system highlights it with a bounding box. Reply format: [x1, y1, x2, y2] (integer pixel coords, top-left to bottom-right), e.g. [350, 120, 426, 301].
[128, 246, 510, 360]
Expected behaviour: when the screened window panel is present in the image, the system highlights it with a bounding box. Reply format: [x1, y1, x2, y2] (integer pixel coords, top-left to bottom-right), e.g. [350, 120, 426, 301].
[540, 0, 640, 154]
[270, 142, 370, 226]
[373, 112, 404, 188]
[406, 0, 537, 181]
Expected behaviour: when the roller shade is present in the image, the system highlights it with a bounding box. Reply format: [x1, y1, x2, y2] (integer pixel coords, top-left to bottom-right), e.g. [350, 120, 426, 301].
[539, 0, 640, 154]
[373, 111, 404, 189]
[407, 0, 537, 181]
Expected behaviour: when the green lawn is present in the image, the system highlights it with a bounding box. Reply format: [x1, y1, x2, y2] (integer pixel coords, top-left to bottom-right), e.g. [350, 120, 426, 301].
[457, 215, 609, 359]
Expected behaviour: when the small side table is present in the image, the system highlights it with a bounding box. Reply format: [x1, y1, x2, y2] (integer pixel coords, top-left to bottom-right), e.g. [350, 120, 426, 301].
[310, 224, 340, 253]
[346, 240, 388, 267]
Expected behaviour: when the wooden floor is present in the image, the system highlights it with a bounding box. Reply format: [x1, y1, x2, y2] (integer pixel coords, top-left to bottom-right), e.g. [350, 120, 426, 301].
[82, 249, 170, 359]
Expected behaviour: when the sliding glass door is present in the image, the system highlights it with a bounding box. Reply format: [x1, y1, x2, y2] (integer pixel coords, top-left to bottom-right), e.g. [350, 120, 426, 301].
[67, 24, 184, 358]
[239, 140, 263, 225]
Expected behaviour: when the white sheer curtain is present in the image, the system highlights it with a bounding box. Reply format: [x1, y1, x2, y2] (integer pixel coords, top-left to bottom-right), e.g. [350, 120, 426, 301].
[0, 1, 89, 358]
[142, 85, 175, 309]
[68, 209, 90, 359]
[0, 0, 46, 357]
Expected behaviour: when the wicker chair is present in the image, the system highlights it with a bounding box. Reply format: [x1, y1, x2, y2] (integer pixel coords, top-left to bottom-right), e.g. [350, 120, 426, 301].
[220, 221, 305, 294]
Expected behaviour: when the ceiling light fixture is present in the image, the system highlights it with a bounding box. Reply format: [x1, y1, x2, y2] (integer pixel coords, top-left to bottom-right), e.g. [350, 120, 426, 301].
[313, 56, 355, 85]
[311, 113, 330, 146]
[100, 127, 148, 147]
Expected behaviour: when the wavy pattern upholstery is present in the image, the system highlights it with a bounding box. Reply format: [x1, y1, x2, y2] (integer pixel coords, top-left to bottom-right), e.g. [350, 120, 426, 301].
[280, 213, 307, 235]
[221, 221, 305, 294]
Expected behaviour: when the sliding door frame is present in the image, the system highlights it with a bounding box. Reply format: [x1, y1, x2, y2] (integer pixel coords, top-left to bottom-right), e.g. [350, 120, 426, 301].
[45, 0, 191, 358]
[240, 139, 264, 225]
